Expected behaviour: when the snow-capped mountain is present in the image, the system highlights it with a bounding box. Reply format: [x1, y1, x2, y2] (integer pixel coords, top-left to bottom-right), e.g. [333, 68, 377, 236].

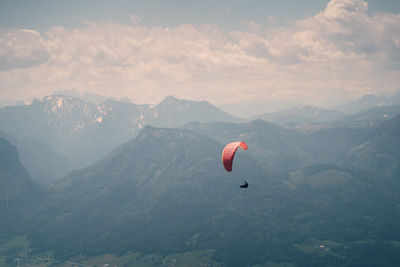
[0, 95, 241, 182]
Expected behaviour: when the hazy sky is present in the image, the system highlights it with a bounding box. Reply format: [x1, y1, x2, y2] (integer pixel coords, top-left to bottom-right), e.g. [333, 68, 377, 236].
[1, 0, 400, 112]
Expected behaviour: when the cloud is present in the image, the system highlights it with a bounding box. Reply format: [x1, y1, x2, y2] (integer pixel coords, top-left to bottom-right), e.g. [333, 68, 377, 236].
[234, 0, 400, 65]
[324, 0, 368, 18]
[0, 0, 399, 107]
[0, 29, 50, 71]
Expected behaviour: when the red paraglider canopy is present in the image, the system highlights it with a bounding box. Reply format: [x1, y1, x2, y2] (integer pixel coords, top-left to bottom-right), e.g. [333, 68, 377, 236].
[222, 141, 248, 172]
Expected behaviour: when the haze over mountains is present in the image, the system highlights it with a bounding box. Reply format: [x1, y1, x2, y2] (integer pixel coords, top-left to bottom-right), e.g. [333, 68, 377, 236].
[1, 92, 400, 266]
[0, 95, 240, 183]
[251, 105, 346, 125]
[249, 91, 400, 126]
[1, 92, 398, 184]
[333, 92, 400, 115]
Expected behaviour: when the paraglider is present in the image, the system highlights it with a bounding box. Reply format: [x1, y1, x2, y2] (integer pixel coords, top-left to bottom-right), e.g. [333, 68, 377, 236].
[222, 141, 249, 188]
[222, 141, 248, 172]
[240, 181, 249, 188]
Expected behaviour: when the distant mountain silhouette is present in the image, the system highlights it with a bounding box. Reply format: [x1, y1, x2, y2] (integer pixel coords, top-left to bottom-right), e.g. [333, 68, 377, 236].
[334, 104, 400, 128]
[251, 105, 346, 125]
[333, 92, 400, 114]
[0, 95, 241, 182]
[148, 96, 242, 127]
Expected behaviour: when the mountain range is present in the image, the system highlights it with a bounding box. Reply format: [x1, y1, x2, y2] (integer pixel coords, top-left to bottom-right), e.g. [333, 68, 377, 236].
[0, 95, 241, 183]
[2, 93, 397, 184]
[24, 118, 400, 266]
[1, 93, 400, 266]
[333, 105, 400, 128]
[251, 105, 346, 125]
[333, 92, 400, 115]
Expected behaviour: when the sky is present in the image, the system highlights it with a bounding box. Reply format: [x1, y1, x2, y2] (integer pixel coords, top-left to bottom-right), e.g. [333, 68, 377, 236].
[1, 0, 400, 115]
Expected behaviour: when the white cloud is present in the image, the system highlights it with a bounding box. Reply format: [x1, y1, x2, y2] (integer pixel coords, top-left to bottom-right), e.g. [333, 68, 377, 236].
[0, 0, 399, 107]
[324, 0, 368, 18]
[235, 0, 400, 65]
[0, 29, 50, 71]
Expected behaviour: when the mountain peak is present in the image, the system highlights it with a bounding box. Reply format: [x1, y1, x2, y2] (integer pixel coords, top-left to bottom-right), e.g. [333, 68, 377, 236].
[159, 95, 184, 105]
[149, 96, 241, 127]
[163, 95, 179, 101]
[159, 95, 210, 106]
[38, 94, 93, 113]
[44, 94, 86, 103]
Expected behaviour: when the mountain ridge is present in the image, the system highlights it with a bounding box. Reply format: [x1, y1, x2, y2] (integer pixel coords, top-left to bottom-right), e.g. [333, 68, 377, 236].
[251, 105, 346, 125]
[30, 125, 270, 260]
[0, 95, 242, 182]
[0, 138, 42, 238]
[25, 124, 400, 266]
[333, 92, 400, 114]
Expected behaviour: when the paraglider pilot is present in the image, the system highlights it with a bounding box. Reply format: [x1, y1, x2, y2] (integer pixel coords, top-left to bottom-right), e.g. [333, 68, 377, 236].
[240, 180, 249, 188]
